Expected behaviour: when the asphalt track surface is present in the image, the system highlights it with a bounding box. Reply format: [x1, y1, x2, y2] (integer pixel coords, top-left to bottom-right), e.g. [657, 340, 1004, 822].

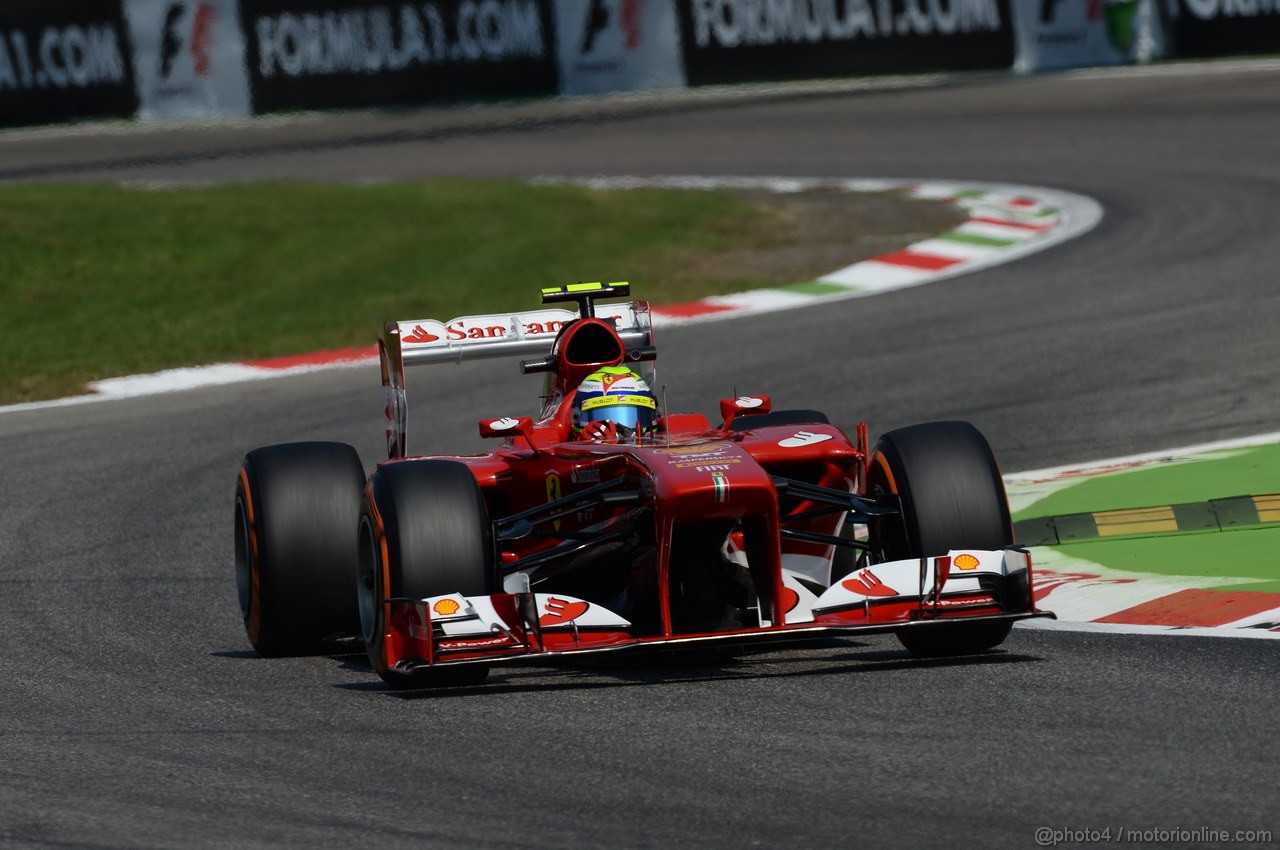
[3, 65, 1280, 847]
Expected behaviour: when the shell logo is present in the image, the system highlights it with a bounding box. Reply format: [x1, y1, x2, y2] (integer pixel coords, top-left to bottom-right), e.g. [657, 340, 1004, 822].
[433, 599, 461, 615]
[955, 554, 980, 571]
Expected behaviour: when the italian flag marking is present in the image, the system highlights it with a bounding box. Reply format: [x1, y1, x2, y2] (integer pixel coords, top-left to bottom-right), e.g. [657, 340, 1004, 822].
[712, 472, 729, 503]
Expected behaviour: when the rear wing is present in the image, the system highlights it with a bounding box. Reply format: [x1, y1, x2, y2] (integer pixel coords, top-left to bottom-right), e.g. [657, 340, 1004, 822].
[380, 292, 652, 458]
[385, 300, 651, 367]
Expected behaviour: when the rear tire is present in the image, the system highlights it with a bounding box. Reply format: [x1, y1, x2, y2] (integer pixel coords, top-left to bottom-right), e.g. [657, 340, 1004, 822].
[235, 442, 364, 656]
[358, 460, 497, 689]
[865, 421, 1014, 657]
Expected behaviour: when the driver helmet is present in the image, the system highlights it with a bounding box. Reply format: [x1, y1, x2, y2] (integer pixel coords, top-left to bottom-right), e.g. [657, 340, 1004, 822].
[571, 366, 658, 442]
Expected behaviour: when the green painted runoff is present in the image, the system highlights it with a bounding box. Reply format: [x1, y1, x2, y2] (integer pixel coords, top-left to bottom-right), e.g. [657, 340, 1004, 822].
[1012, 443, 1280, 520]
[1013, 441, 1280, 589]
[1053, 527, 1280, 593]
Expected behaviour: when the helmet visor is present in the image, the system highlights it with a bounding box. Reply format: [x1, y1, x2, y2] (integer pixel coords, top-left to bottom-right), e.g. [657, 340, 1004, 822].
[582, 402, 655, 434]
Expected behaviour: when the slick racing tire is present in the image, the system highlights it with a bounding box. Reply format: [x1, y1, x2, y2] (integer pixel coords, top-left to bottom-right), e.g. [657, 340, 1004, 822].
[865, 421, 1015, 658]
[235, 442, 365, 656]
[358, 460, 497, 689]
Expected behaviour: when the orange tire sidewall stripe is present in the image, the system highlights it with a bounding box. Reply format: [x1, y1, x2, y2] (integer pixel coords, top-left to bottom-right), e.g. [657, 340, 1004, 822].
[364, 487, 394, 673]
[868, 452, 899, 495]
[238, 467, 263, 646]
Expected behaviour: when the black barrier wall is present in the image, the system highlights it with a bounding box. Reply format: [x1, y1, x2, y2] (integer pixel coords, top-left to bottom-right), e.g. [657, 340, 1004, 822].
[1, 0, 1269, 129]
[1165, 0, 1280, 57]
[676, 0, 1016, 85]
[0, 0, 138, 127]
[241, 0, 559, 113]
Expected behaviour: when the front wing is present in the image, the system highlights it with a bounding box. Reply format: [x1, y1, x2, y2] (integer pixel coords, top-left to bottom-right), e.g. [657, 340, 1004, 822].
[377, 549, 1053, 677]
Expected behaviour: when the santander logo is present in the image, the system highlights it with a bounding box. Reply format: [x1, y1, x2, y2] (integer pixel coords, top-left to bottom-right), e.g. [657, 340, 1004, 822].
[842, 569, 898, 597]
[779, 431, 832, 448]
[398, 307, 634, 348]
[540, 596, 590, 626]
[489, 417, 520, 431]
[403, 324, 440, 343]
[735, 396, 764, 408]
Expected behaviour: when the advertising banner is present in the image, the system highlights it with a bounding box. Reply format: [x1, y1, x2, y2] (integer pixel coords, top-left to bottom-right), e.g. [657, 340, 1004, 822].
[554, 0, 686, 94]
[676, 0, 1017, 86]
[1011, 0, 1165, 71]
[241, 0, 559, 113]
[124, 0, 252, 119]
[0, 0, 137, 127]
[1165, 0, 1280, 56]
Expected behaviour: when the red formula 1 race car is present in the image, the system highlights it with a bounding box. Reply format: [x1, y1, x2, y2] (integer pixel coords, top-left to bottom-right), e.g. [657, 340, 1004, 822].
[234, 282, 1051, 688]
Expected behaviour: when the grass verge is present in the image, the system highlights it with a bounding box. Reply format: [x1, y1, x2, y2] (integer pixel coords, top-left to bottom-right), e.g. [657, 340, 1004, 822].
[0, 179, 960, 404]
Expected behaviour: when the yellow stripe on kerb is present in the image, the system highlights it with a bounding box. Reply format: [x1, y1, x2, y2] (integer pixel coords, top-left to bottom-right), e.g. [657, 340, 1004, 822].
[568, 282, 602, 292]
[1094, 506, 1178, 537]
[1255, 494, 1280, 523]
[541, 287, 563, 295]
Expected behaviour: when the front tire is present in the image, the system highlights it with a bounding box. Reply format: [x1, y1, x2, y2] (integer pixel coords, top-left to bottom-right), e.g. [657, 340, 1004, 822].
[235, 442, 364, 656]
[358, 460, 497, 689]
[866, 421, 1014, 657]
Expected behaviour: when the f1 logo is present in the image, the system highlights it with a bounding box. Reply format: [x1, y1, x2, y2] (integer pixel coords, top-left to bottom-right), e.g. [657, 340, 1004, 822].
[158, 2, 217, 79]
[1039, 0, 1067, 22]
[580, 0, 646, 54]
[159, 3, 185, 77]
[580, 0, 611, 53]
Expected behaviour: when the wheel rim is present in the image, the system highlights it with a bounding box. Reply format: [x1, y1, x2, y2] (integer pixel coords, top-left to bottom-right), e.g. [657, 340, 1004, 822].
[357, 515, 380, 645]
[867, 455, 910, 563]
